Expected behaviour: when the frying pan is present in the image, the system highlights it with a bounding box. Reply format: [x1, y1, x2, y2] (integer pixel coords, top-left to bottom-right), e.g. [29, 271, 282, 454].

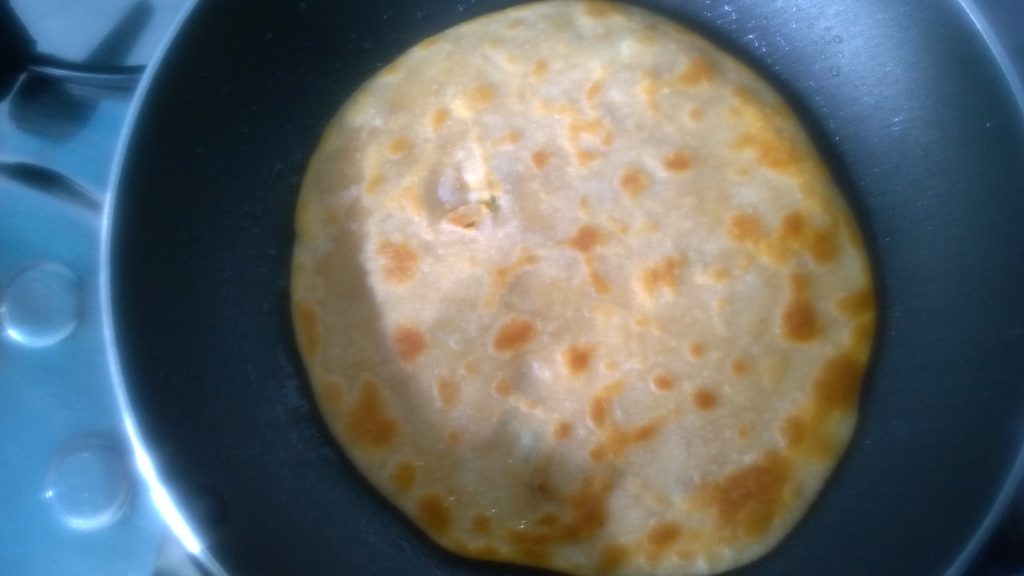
[103, 1, 1024, 574]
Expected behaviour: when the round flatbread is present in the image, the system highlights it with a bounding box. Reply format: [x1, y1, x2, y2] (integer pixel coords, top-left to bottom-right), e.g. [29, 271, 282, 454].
[291, 2, 876, 575]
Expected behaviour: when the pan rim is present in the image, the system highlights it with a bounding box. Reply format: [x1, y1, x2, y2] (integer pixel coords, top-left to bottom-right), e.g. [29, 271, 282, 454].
[942, 3, 1024, 573]
[98, 0, 227, 574]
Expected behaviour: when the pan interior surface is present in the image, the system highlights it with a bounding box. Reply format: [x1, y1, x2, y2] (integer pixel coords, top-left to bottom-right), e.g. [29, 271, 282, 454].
[108, 1, 1024, 575]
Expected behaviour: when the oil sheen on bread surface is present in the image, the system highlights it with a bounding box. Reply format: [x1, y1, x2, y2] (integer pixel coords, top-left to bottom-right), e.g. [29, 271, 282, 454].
[291, 2, 876, 574]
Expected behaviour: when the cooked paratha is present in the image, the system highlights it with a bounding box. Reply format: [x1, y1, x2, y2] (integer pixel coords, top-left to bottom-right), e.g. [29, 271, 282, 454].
[291, 2, 876, 575]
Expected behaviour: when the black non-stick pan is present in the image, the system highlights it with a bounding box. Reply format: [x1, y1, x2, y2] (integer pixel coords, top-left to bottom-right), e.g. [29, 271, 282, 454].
[104, 1, 1024, 574]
